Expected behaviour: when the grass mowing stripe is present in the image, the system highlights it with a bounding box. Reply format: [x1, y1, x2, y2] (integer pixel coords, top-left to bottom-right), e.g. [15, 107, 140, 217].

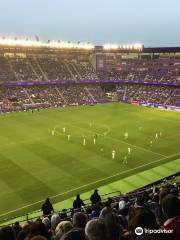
[0, 153, 179, 218]
[0, 154, 55, 203]
[1, 158, 179, 226]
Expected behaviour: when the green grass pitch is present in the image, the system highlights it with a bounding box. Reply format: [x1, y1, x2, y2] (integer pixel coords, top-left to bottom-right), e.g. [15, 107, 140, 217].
[0, 102, 180, 221]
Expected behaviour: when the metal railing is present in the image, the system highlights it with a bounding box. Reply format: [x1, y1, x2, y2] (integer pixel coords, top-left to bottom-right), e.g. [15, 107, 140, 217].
[0, 190, 121, 227]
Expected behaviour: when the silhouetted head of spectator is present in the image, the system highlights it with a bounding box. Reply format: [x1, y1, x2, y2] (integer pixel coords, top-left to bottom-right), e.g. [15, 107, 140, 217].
[0, 226, 16, 240]
[13, 221, 22, 236]
[135, 195, 145, 207]
[31, 236, 47, 240]
[159, 190, 168, 205]
[45, 198, 50, 203]
[142, 191, 150, 202]
[73, 212, 88, 229]
[17, 222, 31, 240]
[22, 223, 31, 235]
[170, 187, 179, 197]
[99, 206, 112, 219]
[152, 193, 159, 203]
[59, 209, 68, 220]
[105, 197, 113, 207]
[42, 217, 50, 229]
[94, 189, 98, 194]
[55, 221, 73, 240]
[60, 228, 86, 240]
[28, 221, 49, 239]
[51, 213, 61, 230]
[17, 230, 26, 240]
[129, 208, 158, 231]
[85, 218, 107, 240]
[162, 194, 180, 218]
[104, 213, 123, 240]
[76, 194, 80, 199]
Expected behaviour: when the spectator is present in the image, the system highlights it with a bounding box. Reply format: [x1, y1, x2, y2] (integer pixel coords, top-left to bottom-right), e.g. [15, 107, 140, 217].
[85, 218, 107, 240]
[128, 195, 146, 220]
[42, 217, 50, 229]
[51, 213, 61, 230]
[161, 194, 180, 240]
[90, 204, 100, 218]
[13, 221, 22, 237]
[28, 221, 49, 240]
[31, 236, 47, 240]
[17, 223, 30, 240]
[60, 228, 86, 240]
[41, 198, 54, 216]
[90, 189, 101, 205]
[104, 212, 123, 240]
[55, 221, 73, 240]
[129, 207, 159, 231]
[0, 226, 16, 240]
[73, 194, 85, 209]
[99, 206, 112, 219]
[73, 212, 88, 229]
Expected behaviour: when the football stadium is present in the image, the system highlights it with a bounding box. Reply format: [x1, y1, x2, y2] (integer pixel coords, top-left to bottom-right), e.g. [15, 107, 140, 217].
[0, 37, 179, 238]
[0, 1, 180, 240]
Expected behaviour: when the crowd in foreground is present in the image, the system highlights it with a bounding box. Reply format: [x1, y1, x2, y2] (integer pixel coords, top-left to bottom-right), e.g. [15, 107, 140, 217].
[0, 179, 179, 240]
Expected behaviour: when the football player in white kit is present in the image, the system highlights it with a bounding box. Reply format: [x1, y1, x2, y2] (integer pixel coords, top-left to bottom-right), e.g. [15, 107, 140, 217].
[155, 133, 158, 139]
[124, 132, 128, 140]
[112, 150, 116, 160]
[128, 147, 131, 154]
[83, 138, 86, 146]
[67, 134, 71, 141]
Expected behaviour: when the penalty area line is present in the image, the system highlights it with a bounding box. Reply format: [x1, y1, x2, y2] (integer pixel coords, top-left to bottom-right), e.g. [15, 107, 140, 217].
[0, 153, 179, 218]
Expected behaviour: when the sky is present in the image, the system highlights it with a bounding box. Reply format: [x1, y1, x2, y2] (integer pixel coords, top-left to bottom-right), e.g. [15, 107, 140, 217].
[0, 0, 180, 47]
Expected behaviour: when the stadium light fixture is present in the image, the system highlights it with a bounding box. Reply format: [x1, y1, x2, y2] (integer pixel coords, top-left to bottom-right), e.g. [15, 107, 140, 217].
[103, 44, 119, 50]
[0, 37, 95, 50]
[103, 43, 143, 51]
[133, 43, 143, 50]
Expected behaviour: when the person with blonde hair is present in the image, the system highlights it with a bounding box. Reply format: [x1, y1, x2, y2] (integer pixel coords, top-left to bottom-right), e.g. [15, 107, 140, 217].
[55, 221, 73, 240]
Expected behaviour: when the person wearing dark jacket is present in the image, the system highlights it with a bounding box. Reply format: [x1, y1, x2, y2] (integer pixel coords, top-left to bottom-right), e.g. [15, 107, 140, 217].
[41, 198, 54, 216]
[73, 194, 85, 209]
[90, 189, 101, 205]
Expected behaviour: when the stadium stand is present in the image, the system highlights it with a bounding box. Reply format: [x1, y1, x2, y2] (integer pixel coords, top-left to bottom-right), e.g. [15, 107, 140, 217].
[0, 84, 109, 112]
[0, 44, 180, 112]
[116, 84, 180, 106]
[99, 56, 180, 84]
[0, 174, 179, 240]
[0, 56, 99, 82]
